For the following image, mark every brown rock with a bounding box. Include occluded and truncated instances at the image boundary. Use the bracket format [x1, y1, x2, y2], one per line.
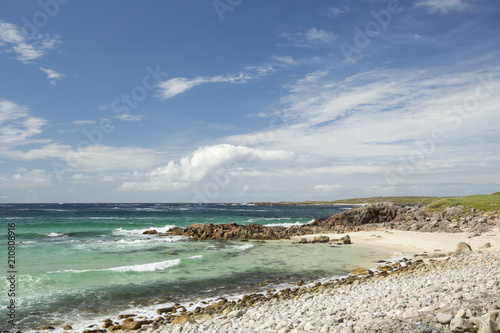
[157, 306, 176, 315]
[62, 325, 72, 330]
[377, 265, 393, 272]
[480, 242, 492, 249]
[350, 267, 373, 276]
[102, 321, 113, 328]
[313, 235, 329, 243]
[171, 315, 195, 325]
[121, 320, 152, 331]
[108, 325, 122, 332]
[143, 229, 158, 235]
[296, 279, 305, 286]
[340, 235, 352, 244]
[118, 314, 136, 319]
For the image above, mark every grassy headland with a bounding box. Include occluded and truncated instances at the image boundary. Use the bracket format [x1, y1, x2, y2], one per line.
[251, 192, 500, 213]
[426, 192, 500, 213]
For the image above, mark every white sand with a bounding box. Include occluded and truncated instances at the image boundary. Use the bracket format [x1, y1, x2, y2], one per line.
[291, 227, 500, 255]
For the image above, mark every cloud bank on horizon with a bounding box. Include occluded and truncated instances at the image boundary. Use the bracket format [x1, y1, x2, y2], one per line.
[0, 0, 499, 202]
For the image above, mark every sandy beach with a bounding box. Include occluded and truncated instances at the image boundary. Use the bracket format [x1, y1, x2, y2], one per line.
[291, 227, 500, 255]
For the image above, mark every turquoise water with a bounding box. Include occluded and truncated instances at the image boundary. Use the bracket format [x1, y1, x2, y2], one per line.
[0, 203, 389, 331]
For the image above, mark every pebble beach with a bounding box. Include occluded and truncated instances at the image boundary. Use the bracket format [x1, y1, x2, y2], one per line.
[96, 228, 500, 333]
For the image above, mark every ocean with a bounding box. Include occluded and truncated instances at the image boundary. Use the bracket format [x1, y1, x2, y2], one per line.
[0, 203, 390, 332]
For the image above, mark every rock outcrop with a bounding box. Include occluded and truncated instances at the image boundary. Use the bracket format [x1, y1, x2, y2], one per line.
[164, 203, 499, 241]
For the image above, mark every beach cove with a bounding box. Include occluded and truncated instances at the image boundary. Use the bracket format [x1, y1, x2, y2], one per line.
[2, 200, 500, 333]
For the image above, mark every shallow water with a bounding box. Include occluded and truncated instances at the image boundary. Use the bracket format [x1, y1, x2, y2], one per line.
[0, 203, 389, 331]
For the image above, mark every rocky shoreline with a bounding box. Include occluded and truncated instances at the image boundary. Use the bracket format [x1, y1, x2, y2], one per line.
[159, 203, 499, 241]
[73, 248, 500, 333]
[31, 203, 500, 333]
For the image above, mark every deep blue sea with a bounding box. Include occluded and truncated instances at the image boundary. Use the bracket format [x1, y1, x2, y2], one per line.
[0, 203, 389, 332]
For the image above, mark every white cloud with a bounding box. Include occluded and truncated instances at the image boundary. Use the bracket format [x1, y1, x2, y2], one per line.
[279, 27, 339, 49]
[418, 0, 468, 13]
[39, 67, 64, 85]
[325, 6, 349, 18]
[223, 65, 500, 185]
[158, 67, 275, 99]
[119, 144, 295, 191]
[0, 20, 61, 63]
[73, 120, 96, 125]
[313, 185, 342, 191]
[2, 169, 52, 188]
[0, 99, 48, 147]
[271, 55, 296, 65]
[114, 113, 144, 122]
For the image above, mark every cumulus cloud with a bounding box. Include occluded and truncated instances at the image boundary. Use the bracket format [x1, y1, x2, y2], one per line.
[0, 20, 61, 63]
[1, 168, 52, 188]
[119, 144, 295, 191]
[39, 67, 64, 85]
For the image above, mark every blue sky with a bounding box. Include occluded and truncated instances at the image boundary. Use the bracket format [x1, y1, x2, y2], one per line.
[1, 0, 499, 203]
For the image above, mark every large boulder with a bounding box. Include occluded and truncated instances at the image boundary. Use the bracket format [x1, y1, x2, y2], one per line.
[312, 235, 329, 243]
[455, 242, 472, 255]
[444, 206, 464, 217]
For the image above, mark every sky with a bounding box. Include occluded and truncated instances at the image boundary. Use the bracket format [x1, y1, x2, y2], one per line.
[0, 0, 499, 203]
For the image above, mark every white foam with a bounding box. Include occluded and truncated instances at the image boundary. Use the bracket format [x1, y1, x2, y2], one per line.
[109, 259, 181, 272]
[43, 232, 66, 238]
[113, 225, 176, 236]
[230, 243, 254, 251]
[55, 258, 181, 274]
[265, 221, 305, 227]
[188, 255, 203, 260]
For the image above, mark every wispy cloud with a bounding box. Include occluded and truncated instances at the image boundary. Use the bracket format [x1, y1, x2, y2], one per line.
[39, 67, 64, 85]
[0, 20, 61, 63]
[223, 65, 500, 185]
[157, 66, 276, 100]
[417, 0, 468, 13]
[114, 113, 144, 122]
[119, 144, 295, 191]
[271, 55, 296, 65]
[279, 27, 339, 49]
[0, 99, 48, 147]
[325, 6, 349, 18]
[72, 120, 96, 126]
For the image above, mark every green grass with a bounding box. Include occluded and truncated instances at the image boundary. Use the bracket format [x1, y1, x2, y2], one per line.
[253, 196, 444, 206]
[426, 192, 500, 213]
[330, 196, 442, 205]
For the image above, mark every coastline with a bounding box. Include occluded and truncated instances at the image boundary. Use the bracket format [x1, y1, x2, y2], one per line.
[19, 201, 500, 333]
[69, 228, 500, 333]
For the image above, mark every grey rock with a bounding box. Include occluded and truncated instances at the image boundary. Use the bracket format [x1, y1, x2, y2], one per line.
[477, 318, 499, 333]
[450, 318, 475, 332]
[437, 312, 453, 324]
